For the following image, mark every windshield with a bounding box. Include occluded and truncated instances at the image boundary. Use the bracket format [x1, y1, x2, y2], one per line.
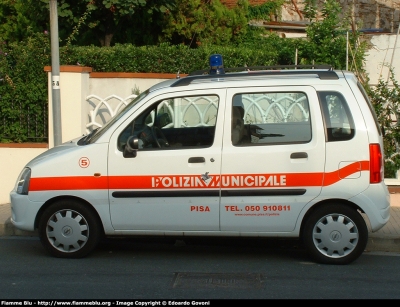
[85, 89, 150, 144]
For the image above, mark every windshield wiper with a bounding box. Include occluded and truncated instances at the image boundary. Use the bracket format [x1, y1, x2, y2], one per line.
[81, 128, 99, 145]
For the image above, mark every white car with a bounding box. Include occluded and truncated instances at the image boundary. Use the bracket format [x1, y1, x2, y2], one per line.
[10, 55, 390, 264]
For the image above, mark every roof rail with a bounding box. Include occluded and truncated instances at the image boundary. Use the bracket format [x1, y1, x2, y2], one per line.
[172, 65, 338, 87]
[189, 64, 334, 76]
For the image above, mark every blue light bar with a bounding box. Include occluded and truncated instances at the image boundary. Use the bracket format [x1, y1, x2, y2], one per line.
[209, 54, 225, 75]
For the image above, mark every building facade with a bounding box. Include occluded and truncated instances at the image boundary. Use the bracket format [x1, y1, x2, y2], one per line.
[222, 0, 400, 33]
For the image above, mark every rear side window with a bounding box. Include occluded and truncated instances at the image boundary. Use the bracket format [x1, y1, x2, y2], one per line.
[232, 92, 311, 146]
[318, 91, 355, 142]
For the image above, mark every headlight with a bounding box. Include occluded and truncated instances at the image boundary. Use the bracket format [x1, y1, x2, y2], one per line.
[15, 168, 31, 195]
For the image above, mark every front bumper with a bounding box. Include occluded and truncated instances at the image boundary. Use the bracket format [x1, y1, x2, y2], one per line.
[10, 191, 44, 231]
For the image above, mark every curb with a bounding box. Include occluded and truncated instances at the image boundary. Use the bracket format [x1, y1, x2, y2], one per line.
[366, 234, 400, 253]
[0, 217, 38, 237]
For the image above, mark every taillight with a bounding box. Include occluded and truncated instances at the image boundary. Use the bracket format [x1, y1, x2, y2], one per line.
[370, 144, 383, 183]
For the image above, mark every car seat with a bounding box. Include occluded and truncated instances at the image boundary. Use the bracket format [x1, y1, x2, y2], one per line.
[232, 106, 245, 145]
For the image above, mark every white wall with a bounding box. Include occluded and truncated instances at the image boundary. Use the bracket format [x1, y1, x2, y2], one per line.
[47, 69, 91, 148]
[364, 33, 400, 86]
[89, 77, 169, 97]
[0, 147, 47, 204]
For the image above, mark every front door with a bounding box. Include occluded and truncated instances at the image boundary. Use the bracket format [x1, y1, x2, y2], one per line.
[220, 86, 326, 232]
[108, 89, 225, 231]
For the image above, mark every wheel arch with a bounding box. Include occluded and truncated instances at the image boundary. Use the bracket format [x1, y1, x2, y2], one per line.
[34, 196, 105, 236]
[299, 198, 367, 238]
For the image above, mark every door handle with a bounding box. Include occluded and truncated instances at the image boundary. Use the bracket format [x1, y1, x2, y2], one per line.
[290, 152, 308, 159]
[188, 157, 205, 163]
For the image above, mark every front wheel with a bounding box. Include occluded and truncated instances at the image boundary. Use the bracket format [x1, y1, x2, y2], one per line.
[38, 200, 102, 258]
[302, 204, 368, 265]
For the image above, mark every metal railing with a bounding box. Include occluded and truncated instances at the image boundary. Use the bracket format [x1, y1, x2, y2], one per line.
[0, 104, 48, 142]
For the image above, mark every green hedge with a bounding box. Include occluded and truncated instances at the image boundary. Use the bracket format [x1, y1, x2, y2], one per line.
[62, 43, 279, 73]
[0, 33, 50, 143]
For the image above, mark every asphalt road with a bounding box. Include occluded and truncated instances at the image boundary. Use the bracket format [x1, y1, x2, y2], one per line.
[1, 236, 400, 300]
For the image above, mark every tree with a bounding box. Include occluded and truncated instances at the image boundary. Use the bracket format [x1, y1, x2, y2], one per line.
[48, 0, 176, 47]
[301, 0, 367, 73]
[63, 0, 174, 47]
[301, 0, 347, 68]
[366, 72, 400, 178]
[0, 0, 174, 47]
[247, 0, 285, 21]
[0, 0, 48, 43]
[0, 0, 18, 42]
[161, 0, 249, 47]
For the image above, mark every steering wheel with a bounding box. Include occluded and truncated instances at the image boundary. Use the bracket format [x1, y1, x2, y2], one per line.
[151, 126, 170, 148]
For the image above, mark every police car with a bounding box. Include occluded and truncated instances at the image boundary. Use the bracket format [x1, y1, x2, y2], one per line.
[10, 55, 390, 264]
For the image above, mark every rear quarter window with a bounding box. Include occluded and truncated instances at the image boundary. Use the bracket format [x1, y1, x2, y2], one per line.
[318, 91, 355, 142]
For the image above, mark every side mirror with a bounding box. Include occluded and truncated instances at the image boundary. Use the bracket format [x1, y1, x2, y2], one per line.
[123, 136, 139, 158]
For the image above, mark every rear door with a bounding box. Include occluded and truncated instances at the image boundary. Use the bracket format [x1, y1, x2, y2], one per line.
[220, 86, 326, 232]
[316, 84, 370, 197]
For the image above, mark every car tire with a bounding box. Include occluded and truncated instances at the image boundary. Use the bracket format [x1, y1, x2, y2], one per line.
[302, 203, 368, 265]
[38, 200, 102, 258]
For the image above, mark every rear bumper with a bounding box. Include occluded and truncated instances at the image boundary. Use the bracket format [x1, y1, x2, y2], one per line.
[349, 183, 390, 232]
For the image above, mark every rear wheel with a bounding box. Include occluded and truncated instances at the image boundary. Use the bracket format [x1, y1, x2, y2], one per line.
[38, 200, 102, 258]
[302, 204, 368, 265]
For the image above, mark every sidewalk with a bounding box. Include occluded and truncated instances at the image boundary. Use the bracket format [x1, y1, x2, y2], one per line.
[1, 194, 399, 253]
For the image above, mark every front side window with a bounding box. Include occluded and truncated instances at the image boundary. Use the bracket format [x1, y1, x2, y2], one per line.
[232, 92, 311, 146]
[118, 95, 219, 151]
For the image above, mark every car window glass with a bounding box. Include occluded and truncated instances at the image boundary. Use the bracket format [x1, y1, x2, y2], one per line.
[118, 95, 219, 151]
[232, 92, 311, 146]
[318, 91, 355, 142]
